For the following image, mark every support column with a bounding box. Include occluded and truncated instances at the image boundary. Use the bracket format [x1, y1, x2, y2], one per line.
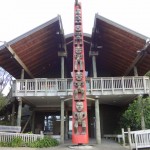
[58, 52, 67, 78]
[95, 99, 101, 144]
[134, 66, 138, 76]
[61, 57, 64, 78]
[89, 51, 98, 77]
[138, 95, 145, 129]
[16, 69, 24, 126]
[31, 110, 35, 133]
[11, 103, 15, 126]
[65, 109, 69, 140]
[60, 99, 64, 144]
[17, 98, 22, 126]
[21, 69, 24, 79]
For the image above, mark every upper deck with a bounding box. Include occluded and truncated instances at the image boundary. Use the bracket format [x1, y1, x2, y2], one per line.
[13, 76, 150, 97]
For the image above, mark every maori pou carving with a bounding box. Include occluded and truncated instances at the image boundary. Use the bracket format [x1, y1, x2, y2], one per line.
[75, 15, 81, 24]
[75, 71, 83, 81]
[72, 0, 88, 143]
[75, 25, 81, 32]
[75, 33, 82, 43]
[74, 101, 86, 134]
[75, 9, 81, 15]
[74, 54, 83, 71]
[74, 81, 84, 100]
[75, 47, 82, 54]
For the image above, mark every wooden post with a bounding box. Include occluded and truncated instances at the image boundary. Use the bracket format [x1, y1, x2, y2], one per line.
[92, 56, 97, 78]
[89, 51, 98, 78]
[60, 99, 64, 144]
[17, 97, 22, 126]
[95, 99, 101, 144]
[21, 69, 24, 79]
[58, 52, 67, 79]
[134, 66, 138, 76]
[65, 109, 69, 140]
[138, 95, 145, 129]
[128, 128, 132, 150]
[122, 128, 125, 147]
[31, 111, 35, 133]
[61, 56, 64, 78]
[11, 103, 15, 126]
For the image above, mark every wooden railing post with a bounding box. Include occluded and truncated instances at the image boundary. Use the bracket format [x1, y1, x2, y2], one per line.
[122, 128, 125, 147]
[128, 128, 132, 150]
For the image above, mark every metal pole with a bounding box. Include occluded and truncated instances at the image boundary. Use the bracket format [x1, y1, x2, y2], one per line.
[95, 99, 101, 144]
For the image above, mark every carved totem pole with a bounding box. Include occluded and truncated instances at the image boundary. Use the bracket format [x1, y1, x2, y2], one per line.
[72, 0, 89, 144]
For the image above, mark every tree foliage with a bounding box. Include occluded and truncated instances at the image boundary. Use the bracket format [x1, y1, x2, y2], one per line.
[0, 67, 12, 93]
[0, 93, 7, 111]
[119, 96, 150, 130]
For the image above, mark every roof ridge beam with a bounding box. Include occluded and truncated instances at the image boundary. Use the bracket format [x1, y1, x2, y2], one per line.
[3, 41, 34, 78]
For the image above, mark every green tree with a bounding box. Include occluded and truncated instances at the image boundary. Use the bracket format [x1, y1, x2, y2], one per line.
[0, 93, 7, 111]
[119, 96, 150, 130]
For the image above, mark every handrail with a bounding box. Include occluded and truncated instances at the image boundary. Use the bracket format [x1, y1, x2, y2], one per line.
[12, 76, 150, 96]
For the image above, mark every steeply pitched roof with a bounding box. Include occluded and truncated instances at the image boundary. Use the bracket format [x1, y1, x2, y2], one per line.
[91, 14, 150, 76]
[0, 15, 65, 79]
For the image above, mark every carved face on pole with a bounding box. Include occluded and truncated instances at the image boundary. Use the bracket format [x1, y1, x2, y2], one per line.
[76, 101, 84, 112]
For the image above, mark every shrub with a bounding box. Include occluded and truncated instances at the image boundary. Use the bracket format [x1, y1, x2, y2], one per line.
[0, 137, 24, 147]
[10, 137, 24, 147]
[0, 136, 59, 148]
[28, 136, 59, 148]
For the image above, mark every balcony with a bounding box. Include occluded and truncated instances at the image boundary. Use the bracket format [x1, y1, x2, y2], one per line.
[12, 76, 150, 97]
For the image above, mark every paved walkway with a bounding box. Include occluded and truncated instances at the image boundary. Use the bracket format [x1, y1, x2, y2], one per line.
[0, 139, 128, 150]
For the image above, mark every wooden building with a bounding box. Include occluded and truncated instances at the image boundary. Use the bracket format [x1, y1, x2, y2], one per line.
[0, 14, 150, 143]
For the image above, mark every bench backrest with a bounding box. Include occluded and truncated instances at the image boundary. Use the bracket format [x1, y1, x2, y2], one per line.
[134, 130, 150, 149]
[0, 125, 21, 133]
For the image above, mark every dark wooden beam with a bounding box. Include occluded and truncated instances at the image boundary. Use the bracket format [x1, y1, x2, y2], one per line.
[124, 41, 150, 76]
[4, 42, 34, 78]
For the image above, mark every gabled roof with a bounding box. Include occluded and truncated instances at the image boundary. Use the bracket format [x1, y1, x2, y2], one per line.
[91, 14, 150, 76]
[0, 15, 65, 79]
[0, 14, 150, 78]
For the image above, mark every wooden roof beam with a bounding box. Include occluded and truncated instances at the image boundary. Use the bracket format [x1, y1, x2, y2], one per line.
[124, 39, 150, 76]
[3, 41, 34, 78]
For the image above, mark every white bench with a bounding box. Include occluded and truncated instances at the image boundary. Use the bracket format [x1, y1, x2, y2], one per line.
[0, 125, 21, 133]
[103, 134, 122, 143]
[122, 128, 150, 150]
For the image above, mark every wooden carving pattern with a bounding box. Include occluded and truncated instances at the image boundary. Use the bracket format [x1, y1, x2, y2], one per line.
[72, 0, 89, 144]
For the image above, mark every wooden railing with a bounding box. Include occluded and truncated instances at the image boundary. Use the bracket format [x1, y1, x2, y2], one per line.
[12, 76, 150, 97]
[0, 132, 44, 143]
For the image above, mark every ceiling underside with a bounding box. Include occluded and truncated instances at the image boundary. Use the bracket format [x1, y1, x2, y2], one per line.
[22, 94, 137, 107]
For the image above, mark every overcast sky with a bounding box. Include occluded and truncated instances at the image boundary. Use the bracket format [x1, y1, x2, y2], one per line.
[0, 0, 150, 45]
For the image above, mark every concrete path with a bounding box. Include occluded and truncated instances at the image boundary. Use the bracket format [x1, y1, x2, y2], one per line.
[0, 139, 128, 150]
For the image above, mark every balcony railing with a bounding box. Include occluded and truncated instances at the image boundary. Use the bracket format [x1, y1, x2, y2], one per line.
[12, 76, 150, 97]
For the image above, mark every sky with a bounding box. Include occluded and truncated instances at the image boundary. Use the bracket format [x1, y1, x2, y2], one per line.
[0, 0, 150, 46]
